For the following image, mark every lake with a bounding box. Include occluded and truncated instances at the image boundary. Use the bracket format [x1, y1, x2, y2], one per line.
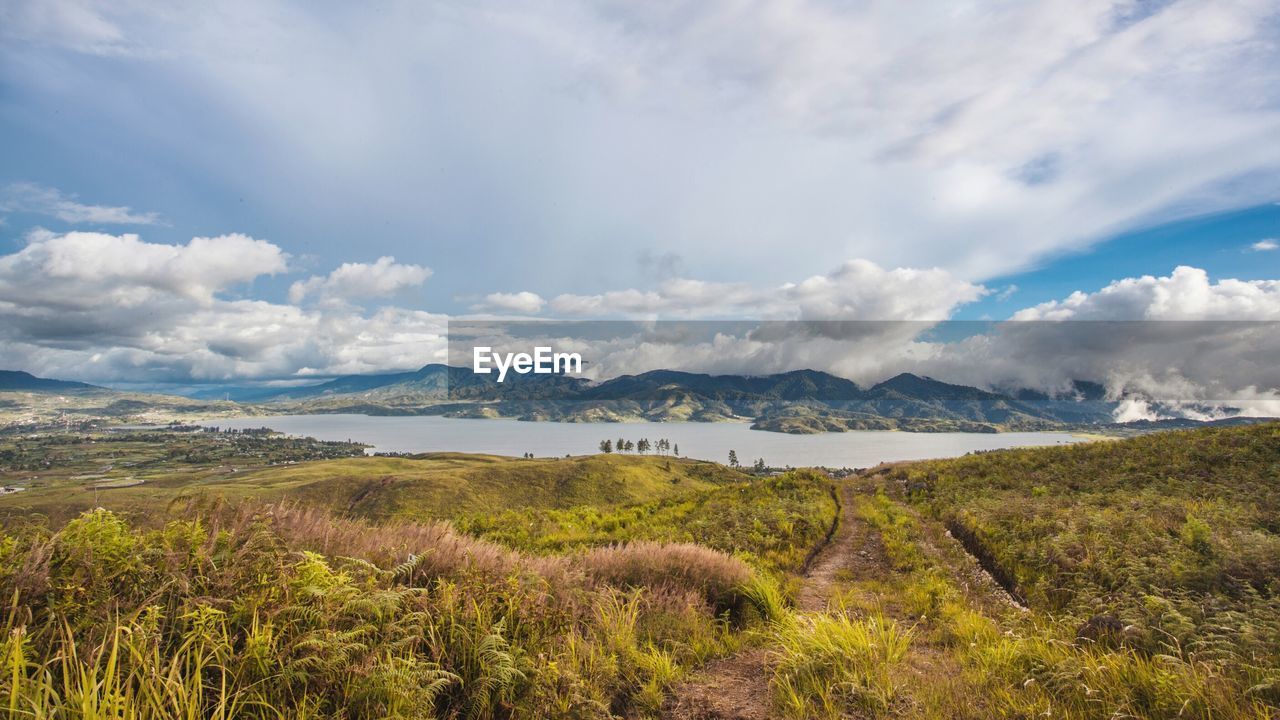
[211, 414, 1087, 468]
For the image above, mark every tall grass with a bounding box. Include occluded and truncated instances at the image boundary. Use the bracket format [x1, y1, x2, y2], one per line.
[0, 463, 844, 719]
[767, 609, 914, 719]
[0, 496, 803, 719]
[852, 476, 1280, 719]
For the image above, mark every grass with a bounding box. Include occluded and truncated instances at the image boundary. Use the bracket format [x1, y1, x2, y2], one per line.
[829, 424, 1280, 718]
[0, 458, 837, 719]
[768, 609, 914, 719]
[5, 422, 1278, 717]
[0, 432, 745, 525]
[233, 452, 744, 521]
[892, 424, 1280, 676]
[458, 470, 838, 576]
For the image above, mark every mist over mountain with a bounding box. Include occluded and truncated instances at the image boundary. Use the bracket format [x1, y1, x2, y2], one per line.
[12, 364, 1274, 434]
[212, 364, 1122, 432]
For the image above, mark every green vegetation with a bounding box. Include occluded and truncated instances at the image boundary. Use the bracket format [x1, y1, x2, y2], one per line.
[0, 389, 246, 429]
[0, 432, 743, 525]
[892, 424, 1280, 672]
[804, 422, 1279, 719]
[0, 427, 836, 720]
[768, 609, 914, 718]
[459, 471, 837, 575]
[2, 422, 1278, 718]
[232, 453, 742, 522]
[0, 430, 365, 524]
[751, 412, 1006, 434]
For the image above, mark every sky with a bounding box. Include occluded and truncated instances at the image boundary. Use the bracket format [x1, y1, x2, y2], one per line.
[1, 0, 1280, 408]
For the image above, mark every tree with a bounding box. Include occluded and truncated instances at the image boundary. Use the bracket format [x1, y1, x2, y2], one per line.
[637, 438, 651, 454]
[728, 449, 739, 468]
[599, 439, 613, 453]
[673, 443, 679, 456]
[624, 440, 635, 452]
[754, 457, 766, 472]
[617, 438, 627, 453]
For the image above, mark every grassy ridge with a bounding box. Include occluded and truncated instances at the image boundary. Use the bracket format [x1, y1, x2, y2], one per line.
[1, 436, 743, 525]
[0, 467, 836, 718]
[826, 489, 1274, 719]
[233, 453, 744, 521]
[459, 471, 839, 576]
[881, 423, 1280, 715]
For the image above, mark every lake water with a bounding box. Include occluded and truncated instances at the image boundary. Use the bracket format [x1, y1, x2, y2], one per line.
[212, 414, 1087, 468]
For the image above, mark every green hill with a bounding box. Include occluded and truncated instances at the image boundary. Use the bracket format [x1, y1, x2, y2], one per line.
[229, 452, 745, 520]
[879, 422, 1280, 713]
[0, 430, 746, 524]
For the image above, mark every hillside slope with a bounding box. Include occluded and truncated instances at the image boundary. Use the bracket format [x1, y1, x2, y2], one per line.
[231, 452, 745, 520]
[257, 365, 1119, 430]
[0, 370, 103, 392]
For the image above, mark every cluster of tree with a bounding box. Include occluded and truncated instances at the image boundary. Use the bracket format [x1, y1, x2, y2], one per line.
[598, 438, 678, 456]
[198, 426, 275, 435]
[726, 451, 769, 473]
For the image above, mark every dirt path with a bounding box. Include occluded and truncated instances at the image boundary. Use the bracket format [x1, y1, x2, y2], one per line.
[662, 483, 866, 720]
[662, 470, 1016, 719]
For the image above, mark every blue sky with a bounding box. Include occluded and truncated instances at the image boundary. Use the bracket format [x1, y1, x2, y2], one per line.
[959, 204, 1280, 319]
[1, 0, 1280, 389]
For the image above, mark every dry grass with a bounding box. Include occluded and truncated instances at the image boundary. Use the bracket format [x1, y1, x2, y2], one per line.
[579, 541, 754, 617]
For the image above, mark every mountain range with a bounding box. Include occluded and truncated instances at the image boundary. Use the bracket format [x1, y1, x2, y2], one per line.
[217, 364, 1124, 433]
[7, 365, 1274, 433]
[0, 370, 103, 393]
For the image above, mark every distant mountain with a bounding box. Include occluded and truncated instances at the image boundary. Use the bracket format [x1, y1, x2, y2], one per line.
[0, 370, 103, 393]
[0, 370, 249, 429]
[15, 364, 1262, 435]
[256, 366, 1121, 432]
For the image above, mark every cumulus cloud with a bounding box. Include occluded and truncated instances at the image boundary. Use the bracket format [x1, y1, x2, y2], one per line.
[1011, 266, 1280, 321]
[545, 260, 987, 320]
[0, 232, 445, 383]
[0, 230, 287, 306]
[465, 265, 1280, 421]
[288, 256, 431, 304]
[1251, 239, 1279, 251]
[898, 267, 1280, 418]
[1, 225, 1276, 421]
[0, 182, 161, 224]
[472, 291, 545, 314]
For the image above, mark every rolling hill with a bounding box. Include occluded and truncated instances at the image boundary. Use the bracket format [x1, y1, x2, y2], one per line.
[0, 370, 103, 392]
[248, 365, 1121, 431]
[0, 370, 247, 428]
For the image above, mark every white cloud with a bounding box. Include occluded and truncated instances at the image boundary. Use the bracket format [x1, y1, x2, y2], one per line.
[0, 0, 134, 55]
[894, 266, 1280, 417]
[0, 182, 161, 224]
[288, 256, 431, 304]
[468, 264, 1280, 422]
[0, 223, 1275, 421]
[0, 230, 287, 306]
[472, 291, 545, 314]
[1011, 266, 1280, 321]
[0, 232, 444, 383]
[546, 259, 986, 320]
[1251, 238, 1279, 251]
[4, 1, 1279, 290]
